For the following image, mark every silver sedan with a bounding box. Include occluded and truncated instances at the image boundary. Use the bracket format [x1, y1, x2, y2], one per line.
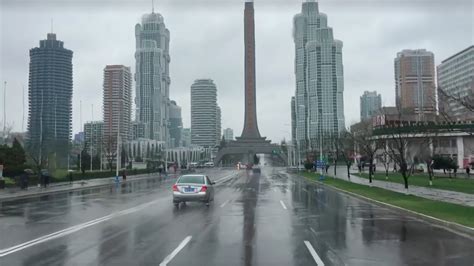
[172, 174, 215, 207]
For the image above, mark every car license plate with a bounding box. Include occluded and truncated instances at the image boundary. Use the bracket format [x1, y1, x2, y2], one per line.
[185, 186, 194, 192]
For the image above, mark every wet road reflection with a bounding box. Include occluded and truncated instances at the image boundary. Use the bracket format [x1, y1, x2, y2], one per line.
[0, 167, 472, 266]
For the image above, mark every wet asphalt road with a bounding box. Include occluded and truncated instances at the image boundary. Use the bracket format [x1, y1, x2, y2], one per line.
[0, 167, 473, 266]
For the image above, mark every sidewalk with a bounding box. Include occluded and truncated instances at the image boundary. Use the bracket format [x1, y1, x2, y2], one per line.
[325, 167, 474, 207]
[0, 172, 177, 201]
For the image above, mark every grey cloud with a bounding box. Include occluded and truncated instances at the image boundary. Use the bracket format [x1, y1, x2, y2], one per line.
[1, 0, 472, 142]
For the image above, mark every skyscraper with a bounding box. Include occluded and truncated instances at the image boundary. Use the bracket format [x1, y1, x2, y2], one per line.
[135, 10, 170, 142]
[437, 46, 474, 121]
[293, 0, 345, 151]
[394, 49, 436, 120]
[103, 65, 132, 150]
[216, 106, 221, 144]
[181, 128, 191, 147]
[84, 121, 104, 157]
[169, 100, 183, 147]
[291, 96, 296, 143]
[27, 33, 73, 166]
[223, 128, 234, 141]
[191, 79, 217, 147]
[360, 91, 382, 121]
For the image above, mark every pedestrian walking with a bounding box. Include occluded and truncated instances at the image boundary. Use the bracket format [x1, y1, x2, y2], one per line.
[20, 170, 29, 190]
[158, 164, 163, 178]
[466, 166, 470, 178]
[122, 170, 127, 181]
[325, 164, 330, 174]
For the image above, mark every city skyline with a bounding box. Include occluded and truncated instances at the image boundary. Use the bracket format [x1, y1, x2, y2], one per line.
[1, 0, 472, 142]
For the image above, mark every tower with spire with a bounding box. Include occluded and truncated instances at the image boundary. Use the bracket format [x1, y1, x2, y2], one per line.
[27, 32, 73, 167]
[292, 0, 345, 152]
[134, 6, 171, 142]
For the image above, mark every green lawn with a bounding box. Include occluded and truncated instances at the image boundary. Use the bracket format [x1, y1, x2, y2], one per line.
[302, 172, 474, 228]
[355, 172, 474, 194]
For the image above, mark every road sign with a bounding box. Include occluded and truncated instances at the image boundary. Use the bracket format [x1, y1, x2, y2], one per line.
[314, 160, 326, 169]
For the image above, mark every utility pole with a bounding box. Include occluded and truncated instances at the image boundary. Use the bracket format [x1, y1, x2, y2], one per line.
[22, 85, 25, 132]
[115, 110, 120, 183]
[79, 100, 82, 171]
[90, 104, 93, 172]
[3, 81, 6, 142]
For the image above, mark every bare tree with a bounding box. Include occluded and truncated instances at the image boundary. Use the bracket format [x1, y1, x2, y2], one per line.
[378, 142, 392, 180]
[103, 136, 117, 171]
[350, 120, 381, 184]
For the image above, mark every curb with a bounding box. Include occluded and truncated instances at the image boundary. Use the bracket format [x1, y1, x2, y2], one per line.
[298, 173, 474, 238]
[0, 174, 171, 202]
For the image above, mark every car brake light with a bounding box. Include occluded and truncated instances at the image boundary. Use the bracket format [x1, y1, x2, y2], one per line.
[172, 184, 178, 191]
[200, 185, 207, 192]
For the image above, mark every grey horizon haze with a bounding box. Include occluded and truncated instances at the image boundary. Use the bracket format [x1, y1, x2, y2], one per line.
[1, 0, 472, 143]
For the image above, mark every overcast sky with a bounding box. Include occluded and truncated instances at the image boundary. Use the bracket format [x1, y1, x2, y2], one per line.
[1, 0, 473, 143]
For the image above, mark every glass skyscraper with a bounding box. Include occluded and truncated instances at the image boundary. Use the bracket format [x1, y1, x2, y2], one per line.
[135, 11, 170, 142]
[27, 33, 73, 167]
[360, 91, 382, 121]
[293, 0, 345, 151]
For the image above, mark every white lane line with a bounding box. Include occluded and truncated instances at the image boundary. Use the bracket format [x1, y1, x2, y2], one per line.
[310, 227, 317, 235]
[220, 199, 230, 208]
[0, 198, 161, 257]
[279, 200, 287, 210]
[159, 235, 192, 266]
[304, 240, 325, 266]
[214, 172, 237, 183]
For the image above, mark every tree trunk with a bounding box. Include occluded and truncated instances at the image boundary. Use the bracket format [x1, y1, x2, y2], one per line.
[347, 164, 350, 179]
[334, 160, 337, 176]
[403, 175, 408, 189]
[368, 159, 373, 184]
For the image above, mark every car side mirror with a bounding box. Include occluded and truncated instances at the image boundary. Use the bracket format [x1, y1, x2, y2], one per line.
[211, 181, 216, 185]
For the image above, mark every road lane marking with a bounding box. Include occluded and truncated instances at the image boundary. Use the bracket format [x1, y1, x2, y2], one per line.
[159, 235, 192, 266]
[0, 198, 162, 257]
[220, 199, 230, 208]
[310, 227, 317, 235]
[279, 200, 287, 210]
[304, 240, 325, 266]
[214, 172, 237, 183]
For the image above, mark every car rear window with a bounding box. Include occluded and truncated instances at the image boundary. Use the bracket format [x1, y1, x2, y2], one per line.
[178, 175, 205, 184]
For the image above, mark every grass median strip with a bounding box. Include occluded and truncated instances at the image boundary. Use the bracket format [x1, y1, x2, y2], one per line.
[302, 172, 474, 228]
[355, 172, 474, 194]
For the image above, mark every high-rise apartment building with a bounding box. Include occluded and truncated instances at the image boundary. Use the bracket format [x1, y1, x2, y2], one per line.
[291, 96, 296, 143]
[437, 46, 474, 121]
[181, 128, 191, 147]
[103, 65, 132, 151]
[169, 100, 183, 147]
[216, 106, 221, 144]
[84, 121, 104, 156]
[27, 33, 73, 166]
[293, 1, 345, 151]
[132, 121, 145, 140]
[394, 49, 436, 120]
[135, 11, 170, 142]
[191, 79, 218, 147]
[360, 91, 382, 121]
[223, 128, 234, 141]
